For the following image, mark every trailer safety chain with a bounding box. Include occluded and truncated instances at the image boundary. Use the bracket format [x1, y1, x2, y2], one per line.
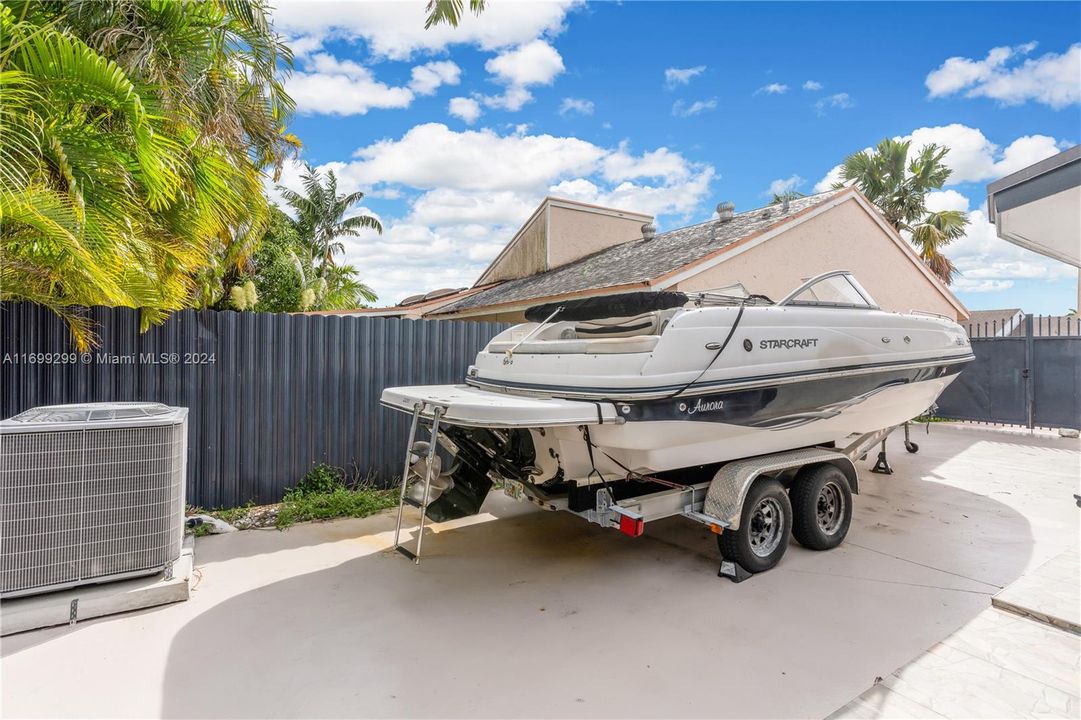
[581, 427, 690, 491]
[581, 425, 619, 503]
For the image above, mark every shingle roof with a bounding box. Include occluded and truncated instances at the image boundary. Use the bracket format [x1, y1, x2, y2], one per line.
[964, 309, 1023, 336]
[436, 189, 847, 315]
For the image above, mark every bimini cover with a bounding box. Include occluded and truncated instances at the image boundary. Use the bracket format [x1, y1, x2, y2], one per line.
[524, 291, 688, 322]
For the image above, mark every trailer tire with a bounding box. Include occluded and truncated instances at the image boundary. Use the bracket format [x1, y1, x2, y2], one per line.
[717, 477, 792, 573]
[790, 464, 852, 550]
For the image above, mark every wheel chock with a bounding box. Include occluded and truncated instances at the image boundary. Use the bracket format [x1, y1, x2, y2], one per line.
[718, 559, 753, 583]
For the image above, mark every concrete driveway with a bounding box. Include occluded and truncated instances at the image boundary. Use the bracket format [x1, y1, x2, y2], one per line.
[2, 424, 1078, 719]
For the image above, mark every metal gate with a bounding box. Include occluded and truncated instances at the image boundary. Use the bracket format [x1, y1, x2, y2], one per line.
[936, 314, 1080, 429]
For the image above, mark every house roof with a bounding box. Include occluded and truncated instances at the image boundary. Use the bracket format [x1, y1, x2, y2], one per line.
[475, 196, 653, 287]
[435, 190, 846, 315]
[964, 308, 1023, 336]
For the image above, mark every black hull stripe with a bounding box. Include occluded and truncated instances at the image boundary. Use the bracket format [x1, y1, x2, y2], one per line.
[468, 353, 974, 398]
[620, 364, 963, 426]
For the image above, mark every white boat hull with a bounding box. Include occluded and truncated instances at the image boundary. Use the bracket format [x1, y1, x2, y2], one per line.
[382, 362, 961, 483]
[379, 275, 973, 520]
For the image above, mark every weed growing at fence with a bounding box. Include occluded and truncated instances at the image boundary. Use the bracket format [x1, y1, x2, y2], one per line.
[295, 463, 347, 495]
[275, 463, 397, 529]
[213, 501, 256, 525]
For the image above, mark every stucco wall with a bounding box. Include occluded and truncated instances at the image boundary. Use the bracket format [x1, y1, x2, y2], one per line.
[479, 212, 547, 284]
[674, 198, 965, 319]
[547, 203, 652, 270]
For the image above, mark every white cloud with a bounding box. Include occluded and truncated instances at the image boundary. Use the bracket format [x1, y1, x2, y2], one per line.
[409, 60, 461, 95]
[549, 169, 715, 218]
[286, 53, 413, 116]
[765, 175, 803, 197]
[343, 123, 604, 192]
[548, 177, 600, 201]
[954, 279, 1014, 293]
[802, 80, 823, 90]
[926, 42, 1080, 108]
[272, 0, 580, 61]
[923, 189, 969, 213]
[448, 96, 482, 124]
[559, 97, 594, 116]
[288, 34, 325, 57]
[672, 98, 718, 117]
[275, 124, 717, 302]
[485, 39, 564, 86]
[601, 143, 690, 183]
[410, 188, 540, 227]
[665, 65, 706, 88]
[480, 85, 534, 112]
[478, 40, 564, 112]
[814, 92, 853, 115]
[902, 125, 1060, 182]
[755, 83, 789, 95]
[813, 163, 847, 193]
[813, 125, 1063, 191]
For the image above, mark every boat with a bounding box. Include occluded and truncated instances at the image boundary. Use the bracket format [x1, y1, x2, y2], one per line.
[380, 271, 973, 524]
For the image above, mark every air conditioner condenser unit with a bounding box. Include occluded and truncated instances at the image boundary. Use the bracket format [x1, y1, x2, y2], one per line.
[0, 402, 188, 598]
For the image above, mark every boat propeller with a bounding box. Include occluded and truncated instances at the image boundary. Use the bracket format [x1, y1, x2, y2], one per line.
[407, 441, 455, 504]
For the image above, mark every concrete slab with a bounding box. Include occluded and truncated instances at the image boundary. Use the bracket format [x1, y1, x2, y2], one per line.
[830, 607, 1080, 719]
[1, 426, 1078, 719]
[0, 539, 194, 637]
[993, 547, 1081, 634]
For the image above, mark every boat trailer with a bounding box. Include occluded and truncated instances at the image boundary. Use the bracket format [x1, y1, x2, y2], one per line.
[391, 401, 917, 581]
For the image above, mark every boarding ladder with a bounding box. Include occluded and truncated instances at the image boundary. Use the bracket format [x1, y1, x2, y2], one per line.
[392, 403, 444, 563]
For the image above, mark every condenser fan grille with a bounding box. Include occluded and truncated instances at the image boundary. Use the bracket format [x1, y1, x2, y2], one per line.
[0, 407, 187, 597]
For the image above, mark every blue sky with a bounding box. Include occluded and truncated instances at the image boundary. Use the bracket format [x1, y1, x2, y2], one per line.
[269, 1, 1081, 313]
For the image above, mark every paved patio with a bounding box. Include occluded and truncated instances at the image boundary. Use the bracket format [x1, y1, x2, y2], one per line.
[2, 424, 1078, 718]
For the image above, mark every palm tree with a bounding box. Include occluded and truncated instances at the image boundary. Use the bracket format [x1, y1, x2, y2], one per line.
[835, 138, 967, 284]
[425, 0, 487, 28]
[0, 5, 192, 348]
[278, 165, 382, 278]
[909, 210, 967, 284]
[0, 1, 296, 347]
[53, 0, 299, 306]
[317, 264, 378, 309]
[769, 190, 806, 206]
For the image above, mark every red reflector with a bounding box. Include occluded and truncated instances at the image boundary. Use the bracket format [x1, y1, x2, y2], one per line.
[619, 514, 644, 537]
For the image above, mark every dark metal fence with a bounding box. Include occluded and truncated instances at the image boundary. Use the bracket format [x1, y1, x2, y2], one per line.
[936, 313, 1081, 429]
[1, 303, 509, 508]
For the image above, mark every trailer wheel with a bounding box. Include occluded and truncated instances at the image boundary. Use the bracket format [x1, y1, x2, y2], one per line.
[717, 477, 792, 573]
[790, 464, 852, 551]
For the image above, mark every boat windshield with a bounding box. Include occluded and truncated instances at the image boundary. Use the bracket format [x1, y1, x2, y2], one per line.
[778, 271, 878, 309]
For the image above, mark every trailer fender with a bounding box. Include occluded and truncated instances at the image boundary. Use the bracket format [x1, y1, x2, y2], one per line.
[815, 458, 859, 495]
[703, 448, 859, 531]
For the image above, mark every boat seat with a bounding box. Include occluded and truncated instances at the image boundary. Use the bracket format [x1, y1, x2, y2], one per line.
[487, 335, 661, 355]
[574, 309, 679, 338]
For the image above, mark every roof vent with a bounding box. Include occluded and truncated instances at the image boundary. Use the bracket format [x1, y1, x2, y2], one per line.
[641, 222, 656, 241]
[716, 201, 735, 222]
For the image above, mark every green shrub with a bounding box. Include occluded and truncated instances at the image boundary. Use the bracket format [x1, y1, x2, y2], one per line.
[276, 485, 396, 529]
[294, 463, 346, 496]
